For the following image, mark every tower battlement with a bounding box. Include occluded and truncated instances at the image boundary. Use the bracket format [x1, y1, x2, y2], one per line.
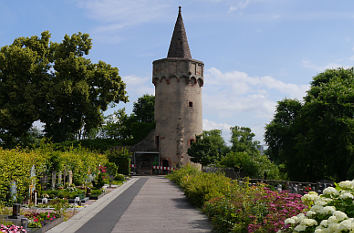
[152, 58, 204, 87]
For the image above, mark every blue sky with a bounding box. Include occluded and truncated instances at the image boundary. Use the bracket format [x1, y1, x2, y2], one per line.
[1, 0, 354, 144]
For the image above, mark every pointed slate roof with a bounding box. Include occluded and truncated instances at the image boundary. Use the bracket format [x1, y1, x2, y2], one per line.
[167, 6, 192, 59]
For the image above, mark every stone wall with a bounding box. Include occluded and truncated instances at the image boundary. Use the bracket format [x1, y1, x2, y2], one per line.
[153, 58, 204, 167]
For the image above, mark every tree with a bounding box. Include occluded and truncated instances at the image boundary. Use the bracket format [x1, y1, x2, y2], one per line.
[0, 31, 128, 145]
[265, 68, 354, 181]
[265, 99, 302, 164]
[219, 126, 281, 179]
[101, 95, 155, 145]
[0, 32, 50, 147]
[230, 126, 260, 155]
[188, 130, 228, 166]
[132, 94, 155, 123]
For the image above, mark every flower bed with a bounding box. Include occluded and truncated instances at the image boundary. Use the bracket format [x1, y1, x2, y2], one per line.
[0, 224, 27, 233]
[168, 165, 307, 233]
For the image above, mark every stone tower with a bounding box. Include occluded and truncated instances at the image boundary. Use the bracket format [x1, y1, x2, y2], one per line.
[152, 7, 204, 167]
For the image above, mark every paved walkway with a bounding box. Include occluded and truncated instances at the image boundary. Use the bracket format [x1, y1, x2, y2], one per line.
[48, 176, 212, 233]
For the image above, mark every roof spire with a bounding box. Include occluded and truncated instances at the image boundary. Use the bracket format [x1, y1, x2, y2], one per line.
[167, 6, 192, 59]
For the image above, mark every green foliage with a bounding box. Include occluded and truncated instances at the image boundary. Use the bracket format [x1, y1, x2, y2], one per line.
[50, 198, 69, 216]
[132, 94, 155, 123]
[114, 174, 125, 181]
[216, 126, 282, 179]
[100, 95, 155, 145]
[219, 151, 281, 179]
[93, 173, 105, 189]
[0, 31, 128, 145]
[230, 126, 260, 155]
[106, 162, 118, 178]
[89, 188, 103, 199]
[188, 130, 228, 166]
[0, 145, 107, 204]
[265, 68, 354, 181]
[53, 138, 119, 153]
[42, 189, 85, 199]
[107, 147, 131, 175]
[168, 165, 231, 207]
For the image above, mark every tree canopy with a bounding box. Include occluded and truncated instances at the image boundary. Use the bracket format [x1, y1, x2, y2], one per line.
[188, 129, 228, 166]
[0, 31, 127, 146]
[265, 68, 354, 181]
[101, 95, 155, 145]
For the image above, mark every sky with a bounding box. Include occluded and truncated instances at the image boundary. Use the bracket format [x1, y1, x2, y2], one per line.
[1, 0, 354, 144]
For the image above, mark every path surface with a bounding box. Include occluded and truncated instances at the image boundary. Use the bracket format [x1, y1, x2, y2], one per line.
[48, 176, 212, 233]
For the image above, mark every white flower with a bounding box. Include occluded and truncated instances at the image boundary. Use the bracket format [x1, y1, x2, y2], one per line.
[311, 204, 324, 214]
[323, 187, 339, 196]
[328, 222, 340, 232]
[306, 210, 316, 218]
[339, 191, 354, 199]
[338, 219, 353, 231]
[328, 216, 338, 224]
[285, 218, 296, 225]
[297, 213, 306, 221]
[333, 211, 348, 221]
[338, 180, 354, 190]
[319, 220, 328, 227]
[315, 197, 332, 206]
[320, 206, 336, 215]
[302, 192, 319, 203]
[294, 224, 307, 232]
[302, 218, 318, 226]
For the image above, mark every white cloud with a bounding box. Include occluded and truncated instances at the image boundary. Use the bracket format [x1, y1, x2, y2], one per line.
[123, 75, 154, 98]
[229, 0, 251, 12]
[302, 59, 351, 72]
[76, 0, 171, 43]
[203, 119, 232, 144]
[203, 119, 232, 131]
[77, 0, 169, 27]
[203, 67, 309, 143]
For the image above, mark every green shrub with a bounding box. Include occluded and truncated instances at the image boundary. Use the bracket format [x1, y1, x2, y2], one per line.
[93, 173, 105, 189]
[106, 147, 131, 175]
[167, 164, 199, 185]
[219, 151, 281, 179]
[114, 174, 125, 181]
[90, 189, 103, 198]
[168, 165, 231, 208]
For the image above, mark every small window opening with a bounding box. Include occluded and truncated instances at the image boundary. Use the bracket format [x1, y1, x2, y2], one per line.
[189, 101, 193, 107]
[189, 139, 195, 145]
[155, 136, 160, 149]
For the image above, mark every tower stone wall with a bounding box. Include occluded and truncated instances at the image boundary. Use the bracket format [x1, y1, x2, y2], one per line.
[153, 58, 203, 166]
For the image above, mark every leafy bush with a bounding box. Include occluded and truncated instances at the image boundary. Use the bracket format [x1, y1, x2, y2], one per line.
[90, 189, 103, 199]
[280, 180, 354, 232]
[93, 173, 105, 189]
[219, 151, 281, 179]
[167, 164, 199, 185]
[53, 138, 119, 153]
[114, 174, 125, 182]
[107, 147, 131, 175]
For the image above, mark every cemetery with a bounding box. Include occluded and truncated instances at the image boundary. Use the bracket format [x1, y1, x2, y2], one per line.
[0, 145, 129, 232]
